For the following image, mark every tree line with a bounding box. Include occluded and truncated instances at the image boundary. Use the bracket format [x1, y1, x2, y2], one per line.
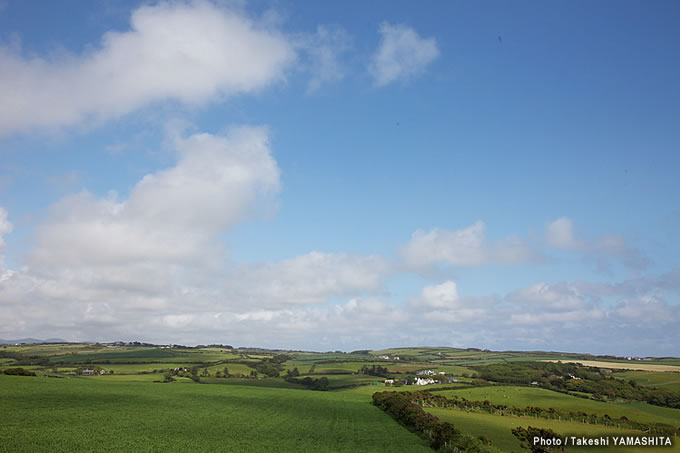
[372, 391, 499, 452]
[409, 391, 679, 437]
[474, 362, 680, 409]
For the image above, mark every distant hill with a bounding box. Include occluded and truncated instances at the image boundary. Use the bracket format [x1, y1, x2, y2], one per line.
[0, 338, 66, 344]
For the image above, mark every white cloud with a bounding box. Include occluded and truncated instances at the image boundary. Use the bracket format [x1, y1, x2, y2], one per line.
[545, 217, 649, 272]
[299, 25, 351, 93]
[545, 217, 584, 250]
[224, 252, 391, 306]
[401, 221, 538, 269]
[29, 125, 279, 270]
[0, 1, 296, 136]
[507, 282, 587, 312]
[369, 22, 439, 86]
[614, 294, 679, 324]
[412, 280, 459, 309]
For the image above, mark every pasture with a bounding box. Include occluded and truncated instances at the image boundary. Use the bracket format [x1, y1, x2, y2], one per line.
[615, 370, 680, 393]
[0, 375, 431, 452]
[426, 408, 678, 453]
[431, 385, 680, 427]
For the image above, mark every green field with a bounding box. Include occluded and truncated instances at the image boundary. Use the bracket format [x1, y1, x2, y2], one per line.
[427, 408, 679, 453]
[614, 370, 680, 393]
[431, 385, 680, 427]
[0, 375, 431, 452]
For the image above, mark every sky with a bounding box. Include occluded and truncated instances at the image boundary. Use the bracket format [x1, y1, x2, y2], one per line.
[0, 0, 679, 355]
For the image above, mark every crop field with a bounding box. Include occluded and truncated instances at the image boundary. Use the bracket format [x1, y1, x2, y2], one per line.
[431, 385, 680, 427]
[541, 359, 680, 372]
[0, 375, 431, 452]
[426, 408, 678, 453]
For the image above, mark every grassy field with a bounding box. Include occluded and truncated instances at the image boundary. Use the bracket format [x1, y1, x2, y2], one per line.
[614, 370, 680, 393]
[0, 375, 431, 452]
[427, 408, 679, 453]
[431, 385, 680, 427]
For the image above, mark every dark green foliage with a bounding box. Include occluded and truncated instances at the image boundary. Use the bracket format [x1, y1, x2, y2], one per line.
[359, 364, 389, 377]
[162, 372, 175, 382]
[3, 368, 36, 376]
[410, 390, 680, 437]
[285, 375, 330, 391]
[511, 426, 561, 453]
[372, 391, 497, 452]
[475, 361, 680, 409]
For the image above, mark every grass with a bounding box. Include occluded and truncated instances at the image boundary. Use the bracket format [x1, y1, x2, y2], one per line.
[614, 370, 680, 393]
[426, 408, 678, 453]
[0, 375, 431, 452]
[431, 385, 680, 427]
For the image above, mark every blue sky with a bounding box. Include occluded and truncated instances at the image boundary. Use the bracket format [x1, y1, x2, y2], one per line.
[0, 0, 678, 355]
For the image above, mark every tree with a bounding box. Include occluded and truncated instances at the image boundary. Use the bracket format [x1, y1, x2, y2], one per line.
[511, 426, 563, 453]
[223, 367, 229, 377]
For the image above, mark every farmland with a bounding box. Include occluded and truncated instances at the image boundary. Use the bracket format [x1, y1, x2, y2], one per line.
[1, 343, 679, 452]
[0, 375, 431, 452]
[426, 408, 676, 453]
[431, 385, 680, 426]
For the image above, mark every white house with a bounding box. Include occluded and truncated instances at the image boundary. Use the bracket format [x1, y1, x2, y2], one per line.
[377, 355, 390, 360]
[414, 377, 436, 386]
[384, 379, 394, 385]
[82, 369, 95, 376]
[416, 370, 435, 376]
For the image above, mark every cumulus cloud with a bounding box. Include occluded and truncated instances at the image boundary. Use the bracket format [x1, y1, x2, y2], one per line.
[545, 217, 584, 250]
[29, 125, 278, 271]
[224, 252, 391, 306]
[369, 22, 439, 86]
[401, 221, 539, 269]
[0, 1, 296, 136]
[506, 281, 605, 326]
[613, 294, 679, 325]
[545, 217, 649, 272]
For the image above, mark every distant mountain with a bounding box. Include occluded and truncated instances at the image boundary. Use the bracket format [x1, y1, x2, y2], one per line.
[0, 338, 67, 344]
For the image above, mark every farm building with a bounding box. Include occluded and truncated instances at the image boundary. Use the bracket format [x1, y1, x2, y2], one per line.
[82, 369, 95, 376]
[416, 370, 435, 376]
[414, 377, 436, 386]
